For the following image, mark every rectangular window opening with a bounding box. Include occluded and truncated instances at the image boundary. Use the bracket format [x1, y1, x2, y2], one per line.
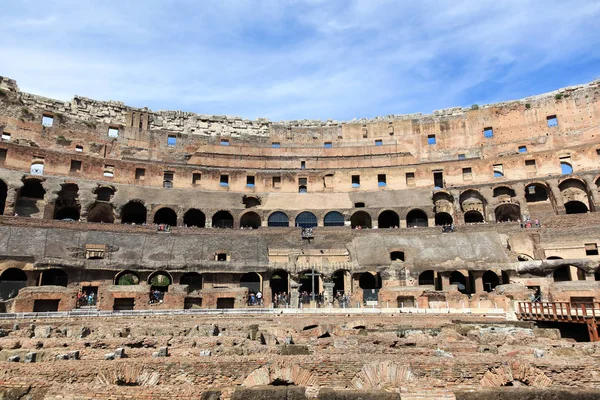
[518, 146, 527, 153]
[271, 142, 281, 148]
[75, 145, 83, 152]
[135, 168, 146, 180]
[272, 176, 281, 188]
[585, 243, 599, 256]
[378, 174, 387, 187]
[103, 165, 115, 178]
[246, 175, 255, 187]
[525, 159, 536, 168]
[300, 161, 306, 170]
[0, 148, 6, 163]
[1, 132, 10, 141]
[70, 160, 82, 172]
[351, 175, 360, 188]
[483, 127, 493, 138]
[42, 115, 54, 127]
[298, 177, 307, 193]
[324, 142, 332, 148]
[462, 167, 472, 181]
[220, 175, 229, 187]
[427, 134, 436, 145]
[493, 164, 504, 178]
[406, 172, 415, 187]
[458, 153, 466, 160]
[163, 171, 174, 188]
[433, 171, 444, 189]
[167, 135, 177, 147]
[375, 139, 383, 146]
[220, 139, 230, 146]
[108, 127, 119, 138]
[192, 173, 201, 184]
[547, 115, 558, 127]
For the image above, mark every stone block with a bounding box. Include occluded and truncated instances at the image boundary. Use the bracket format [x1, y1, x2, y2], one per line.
[68, 350, 80, 360]
[104, 353, 115, 360]
[200, 350, 211, 357]
[24, 352, 37, 363]
[114, 347, 126, 359]
[152, 346, 169, 358]
[280, 344, 310, 356]
[8, 355, 20, 362]
[56, 354, 68, 360]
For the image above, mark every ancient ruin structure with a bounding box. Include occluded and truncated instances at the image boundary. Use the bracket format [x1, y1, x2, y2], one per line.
[1, 76, 600, 398]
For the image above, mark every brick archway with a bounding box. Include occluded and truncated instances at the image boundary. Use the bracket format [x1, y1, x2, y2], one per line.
[351, 361, 414, 390]
[480, 361, 552, 387]
[243, 362, 318, 388]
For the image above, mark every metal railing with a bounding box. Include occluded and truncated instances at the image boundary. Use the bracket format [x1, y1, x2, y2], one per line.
[517, 302, 600, 321]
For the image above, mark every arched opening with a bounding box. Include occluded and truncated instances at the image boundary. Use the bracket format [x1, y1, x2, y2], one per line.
[212, 210, 234, 228]
[464, 210, 484, 223]
[115, 271, 140, 285]
[153, 207, 177, 226]
[121, 202, 147, 225]
[40, 268, 68, 287]
[270, 270, 289, 298]
[495, 204, 520, 222]
[268, 211, 289, 227]
[53, 183, 81, 221]
[525, 184, 549, 203]
[435, 212, 453, 226]
[359, 272, 381, 289]
[378, 210, 400, 228]
[87, 202, 114, 223]
[332, 270, 349, 295]
[351, 211, 372, 229]
[95, 186, 115, 202]
[0, 268, 28, 300]
[148, 271, 172, 293]
[564, 201, 588, 214]
[299, 270, 321, 294]
[15, 179, 46, 217]
[242, 195, 261, 208]
[493, 186, 516, 198]
[183, 209, 205, 228]
[180, 272, 202, 291]
[560, 161, 573, 175]
[324, 211, 345, 227]
[240, 212, 261, 229]
[240, 272, 261, 294]
[406, 209, 428, 227]
[449, 271, 467, 294]
[418, 270, 439, 289]
[553, 265, 586, 282]
[0, 180, 7, 215]
[502, 270, 510, 285]
[295, 211, 317, 228]
[482, 271, 500, 292]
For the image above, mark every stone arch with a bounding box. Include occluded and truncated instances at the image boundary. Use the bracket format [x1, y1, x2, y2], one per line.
[115, 270, 140, 285]
[0, 179, 7, 215]
[94, 186, 115, 202]
[240, 211, 261, 229]
[359, 272, 381, 289]
[270, 270, 289, 294]
[0, 268, 28, 299]
[480, 361, 552, 387]
[449, 271, 467, 293]
[268, 211, 289, 227]
[212, 210, 234, 228]
[406, 209, 428, 227]
[351, 361, 414, 390]
[378, 210, 400, 228]
[148, 271, 172, 291]
[295, 211, 317, 228]
[298, 269, 321, 294]
[464, 210, 484, 223]
[15, 178, 46, 217]
[153, 207, 177, 225]
[553, 265, 586, 282]
[96, 363, 160, 387]
[435, 212, 453, 226]
[525, 183, 551, 203]
[495, 203, 521, 222]
[460, 189, 486, 220]
[183, 209, 205, 228]
[243, 363, 318, 388]
[493, 185, 516, 198]
[240, 272, 262, 293]
[39, 268, 68, 287]
[87, 202, 115, 223]
[121, 201, 147, 225]
[323, 211, 345, 227]
[433, 191, 455, 220]
[482, 271, 500, 292]
[559, 178, 592, 212]
[332, 269, 350, 295]
[351, 211, 372, 229]
[53, 183, 81, 220]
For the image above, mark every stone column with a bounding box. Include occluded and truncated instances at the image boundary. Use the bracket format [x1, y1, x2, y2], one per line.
[472, 271, 485, 293]
[289, 282, 300, 308]
[547, 180, 565, 214]
[323, 282, 335, 306]
[582, 175, 599, 211]
[513, 182, 530, 219]
[439, 273, 450, 290]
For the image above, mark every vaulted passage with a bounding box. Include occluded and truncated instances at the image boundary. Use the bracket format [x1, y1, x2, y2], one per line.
[240, 212, 261, 229]
[435, 212, 453, 226]
[183, 209, 205, 228]
[180, 272, 202, 290]
[525, 184, 549, 203]
[495, 204, 520, 222]
[40, 269, 68, 287]
[0, 268, 27, 300]
[406, 209, 428, 227]
[87, 202, 114, 223]
[564, 200, 588, 214]
[270, 270, 289, 295]
[240, 272, 261, 294]
[332, 270, 349, 295]
[351, 211, 372, 229]
[121, 202, 147, 225]
[378, 210, 399, 228]
[153, 207, 177, 225]
[53, 184, 81, 220]
[15, 179, 46, 217]
[212, 211, 234, 228]
[464, 210, 484, 223]
[482, 271, 500, 292]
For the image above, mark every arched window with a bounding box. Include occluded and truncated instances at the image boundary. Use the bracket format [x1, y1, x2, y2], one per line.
[268, 212, 289, 227]
[240, 272, 261, 293]
[148, 271, 172, 292]
[15, 179, 46, 217]
[87, 202, 114, 223]
[0, 268, 28, 300]
[418, 270, 435, 286]
[406, 209, 428, 227]
[183, 209, 205, 227]
[351, 211, 372, 229]
[464, 210, 484, 223]
[564, 201, 588, 214]
[324, 211, 345, 227]
[153, 207, 177, 225]
[560, 161, 573, 175]
[115, 271, 140, 285]
[482, 271, 500, 292]
[121, 202, 147, 225]
[359, 272, 381, 289]
[240, 212, 261, 229]
[525, 184, 549, 203]
[295, 212, 317, 228]
[180, 272, 202, 291]
[40, 269, 68, 287]
[378, 210, 399, 228]
[435, 212, 453, 226]
[53, 184, 80, 221]
[495, 204, 521, 222]
[212, 211, 234, 228]
[449, 271, 467, 293]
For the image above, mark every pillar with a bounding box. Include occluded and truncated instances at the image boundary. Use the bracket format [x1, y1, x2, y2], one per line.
[323, 282, 335, 306]
[547, 180, 565, 214]
[472, 271, 485, 293]
[290, 282, 300, 309]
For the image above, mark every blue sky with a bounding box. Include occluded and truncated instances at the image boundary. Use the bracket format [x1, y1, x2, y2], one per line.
[1, 0, 599, 121]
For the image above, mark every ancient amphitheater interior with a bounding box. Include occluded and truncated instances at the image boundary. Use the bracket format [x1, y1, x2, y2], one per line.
[0, 75, 599, 399]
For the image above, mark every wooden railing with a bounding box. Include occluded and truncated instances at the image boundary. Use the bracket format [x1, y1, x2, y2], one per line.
[517, 301, 600, 322]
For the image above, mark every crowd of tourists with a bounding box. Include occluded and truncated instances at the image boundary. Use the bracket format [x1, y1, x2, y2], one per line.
[273, 292, 290, 307]
[518, 218, 541, 228]
[334, 292, 350, 308]
[247, 291, 263, 306]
